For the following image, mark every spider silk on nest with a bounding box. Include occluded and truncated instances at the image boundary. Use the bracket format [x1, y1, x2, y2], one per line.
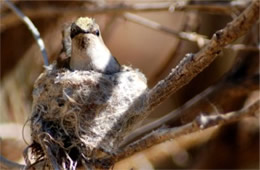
[25, 63, 148, 169]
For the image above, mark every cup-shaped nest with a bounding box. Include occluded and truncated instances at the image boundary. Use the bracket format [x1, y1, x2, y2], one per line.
[24, 64, 147, 169]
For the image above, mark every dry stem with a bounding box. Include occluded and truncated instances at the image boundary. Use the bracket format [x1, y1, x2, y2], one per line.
[123, 12, 208, 47]
[123, 12, 259, 50]
[169, 0, 249, 16]
[116, 0, 259, 159]
[0, 154, 25, 169]
[115, 99, 259, 161]
[1, 0, 258, 169]
[146, 0, 259, 113]
[1, 0, 250, 31]
[120, 77, 258, 147]
[4, 0, 49, 66]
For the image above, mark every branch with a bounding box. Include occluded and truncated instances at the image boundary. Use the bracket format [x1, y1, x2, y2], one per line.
[120, 76, 258, 147]
[117, 0, 259, 144]
[115, 99, 259, 161]
[0, 154, 25, 169]
[1, 0, 250, 31]
[122, 42, 259, 147]
[169, 0, 249, 16]
[146, 0, 259, 113]
[1, 2, 171, 31]
[123, 12, 208, 47]
[4, 0, 49, 66]
[226, 44, 260, 52]
[123, 12, 260, 51]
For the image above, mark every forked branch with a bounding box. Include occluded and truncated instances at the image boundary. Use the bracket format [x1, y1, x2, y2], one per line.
[146, 0, 259, 113]
[119, 0, 259, 149]
[115, 99, 259, 161]
[123, 12, 260, 51]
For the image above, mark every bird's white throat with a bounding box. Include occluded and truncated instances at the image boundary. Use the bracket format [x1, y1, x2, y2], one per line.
[70, 34, 120, 74]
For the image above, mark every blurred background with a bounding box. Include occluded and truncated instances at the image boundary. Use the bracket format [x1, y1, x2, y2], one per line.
[0, 0, 259, 169]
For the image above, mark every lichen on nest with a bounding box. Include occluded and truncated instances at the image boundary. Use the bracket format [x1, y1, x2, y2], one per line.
[24, 64, 147, 169]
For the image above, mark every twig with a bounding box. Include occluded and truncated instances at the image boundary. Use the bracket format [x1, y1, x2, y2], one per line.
[146, 0, 259, 113]
[4, 2, 171, 15]
[226, 44, 260, 52]
[122, 42, 260, 146]
[123, 12, 208, 47]
[3, 1, 255, 52]
[169, 0, 249, 16]
[115, 99, 259, 161]
[4, 0, 49, 66]
[119, 78, 258, 147]
[1, 0, 250, 32]
[0, 154, 25, 169]
[117, 0, 259, 143]
[123, 12, 260, 51]
[1, 2, 171, 31]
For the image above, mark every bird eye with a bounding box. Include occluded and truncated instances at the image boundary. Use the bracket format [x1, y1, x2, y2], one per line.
[95, 30, 100, 36]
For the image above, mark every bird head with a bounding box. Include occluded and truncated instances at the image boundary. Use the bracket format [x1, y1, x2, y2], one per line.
[69, 17, 120, 73]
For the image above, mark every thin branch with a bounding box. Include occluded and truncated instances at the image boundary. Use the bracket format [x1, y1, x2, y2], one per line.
[122, 44, 259, 147]
[120, 76, 258, 147]
[1, 2, 171, 31]
[123, 12, 208, 46]
[3, 1, 255, 52]
[226, 44, 260, 52]
[115, 99, 259, 161]
[0, 154, 25, 169]
[117, 0, 259, 144]
[123, 12, 260, 51]
[1, 0, 250, 32]
[146, 0, 259, 113]
[169, 0, 249, 16]
[4, 0, 49, 66]
[2, 2, 171, 16]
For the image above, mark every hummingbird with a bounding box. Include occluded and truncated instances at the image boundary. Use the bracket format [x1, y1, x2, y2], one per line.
[69, 17, 121, 74]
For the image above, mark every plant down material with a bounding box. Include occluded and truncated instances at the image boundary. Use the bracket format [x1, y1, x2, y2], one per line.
[25, 64, 147, 169]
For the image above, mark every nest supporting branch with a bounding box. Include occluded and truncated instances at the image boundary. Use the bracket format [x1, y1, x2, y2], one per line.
[117, 0, 259, 155]
[114, 99, 260, 161]
[1, 1, 259, 169]
[146, 0, 259, 114]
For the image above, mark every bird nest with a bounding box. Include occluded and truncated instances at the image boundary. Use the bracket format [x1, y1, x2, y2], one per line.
[24, 64, 147, 169]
